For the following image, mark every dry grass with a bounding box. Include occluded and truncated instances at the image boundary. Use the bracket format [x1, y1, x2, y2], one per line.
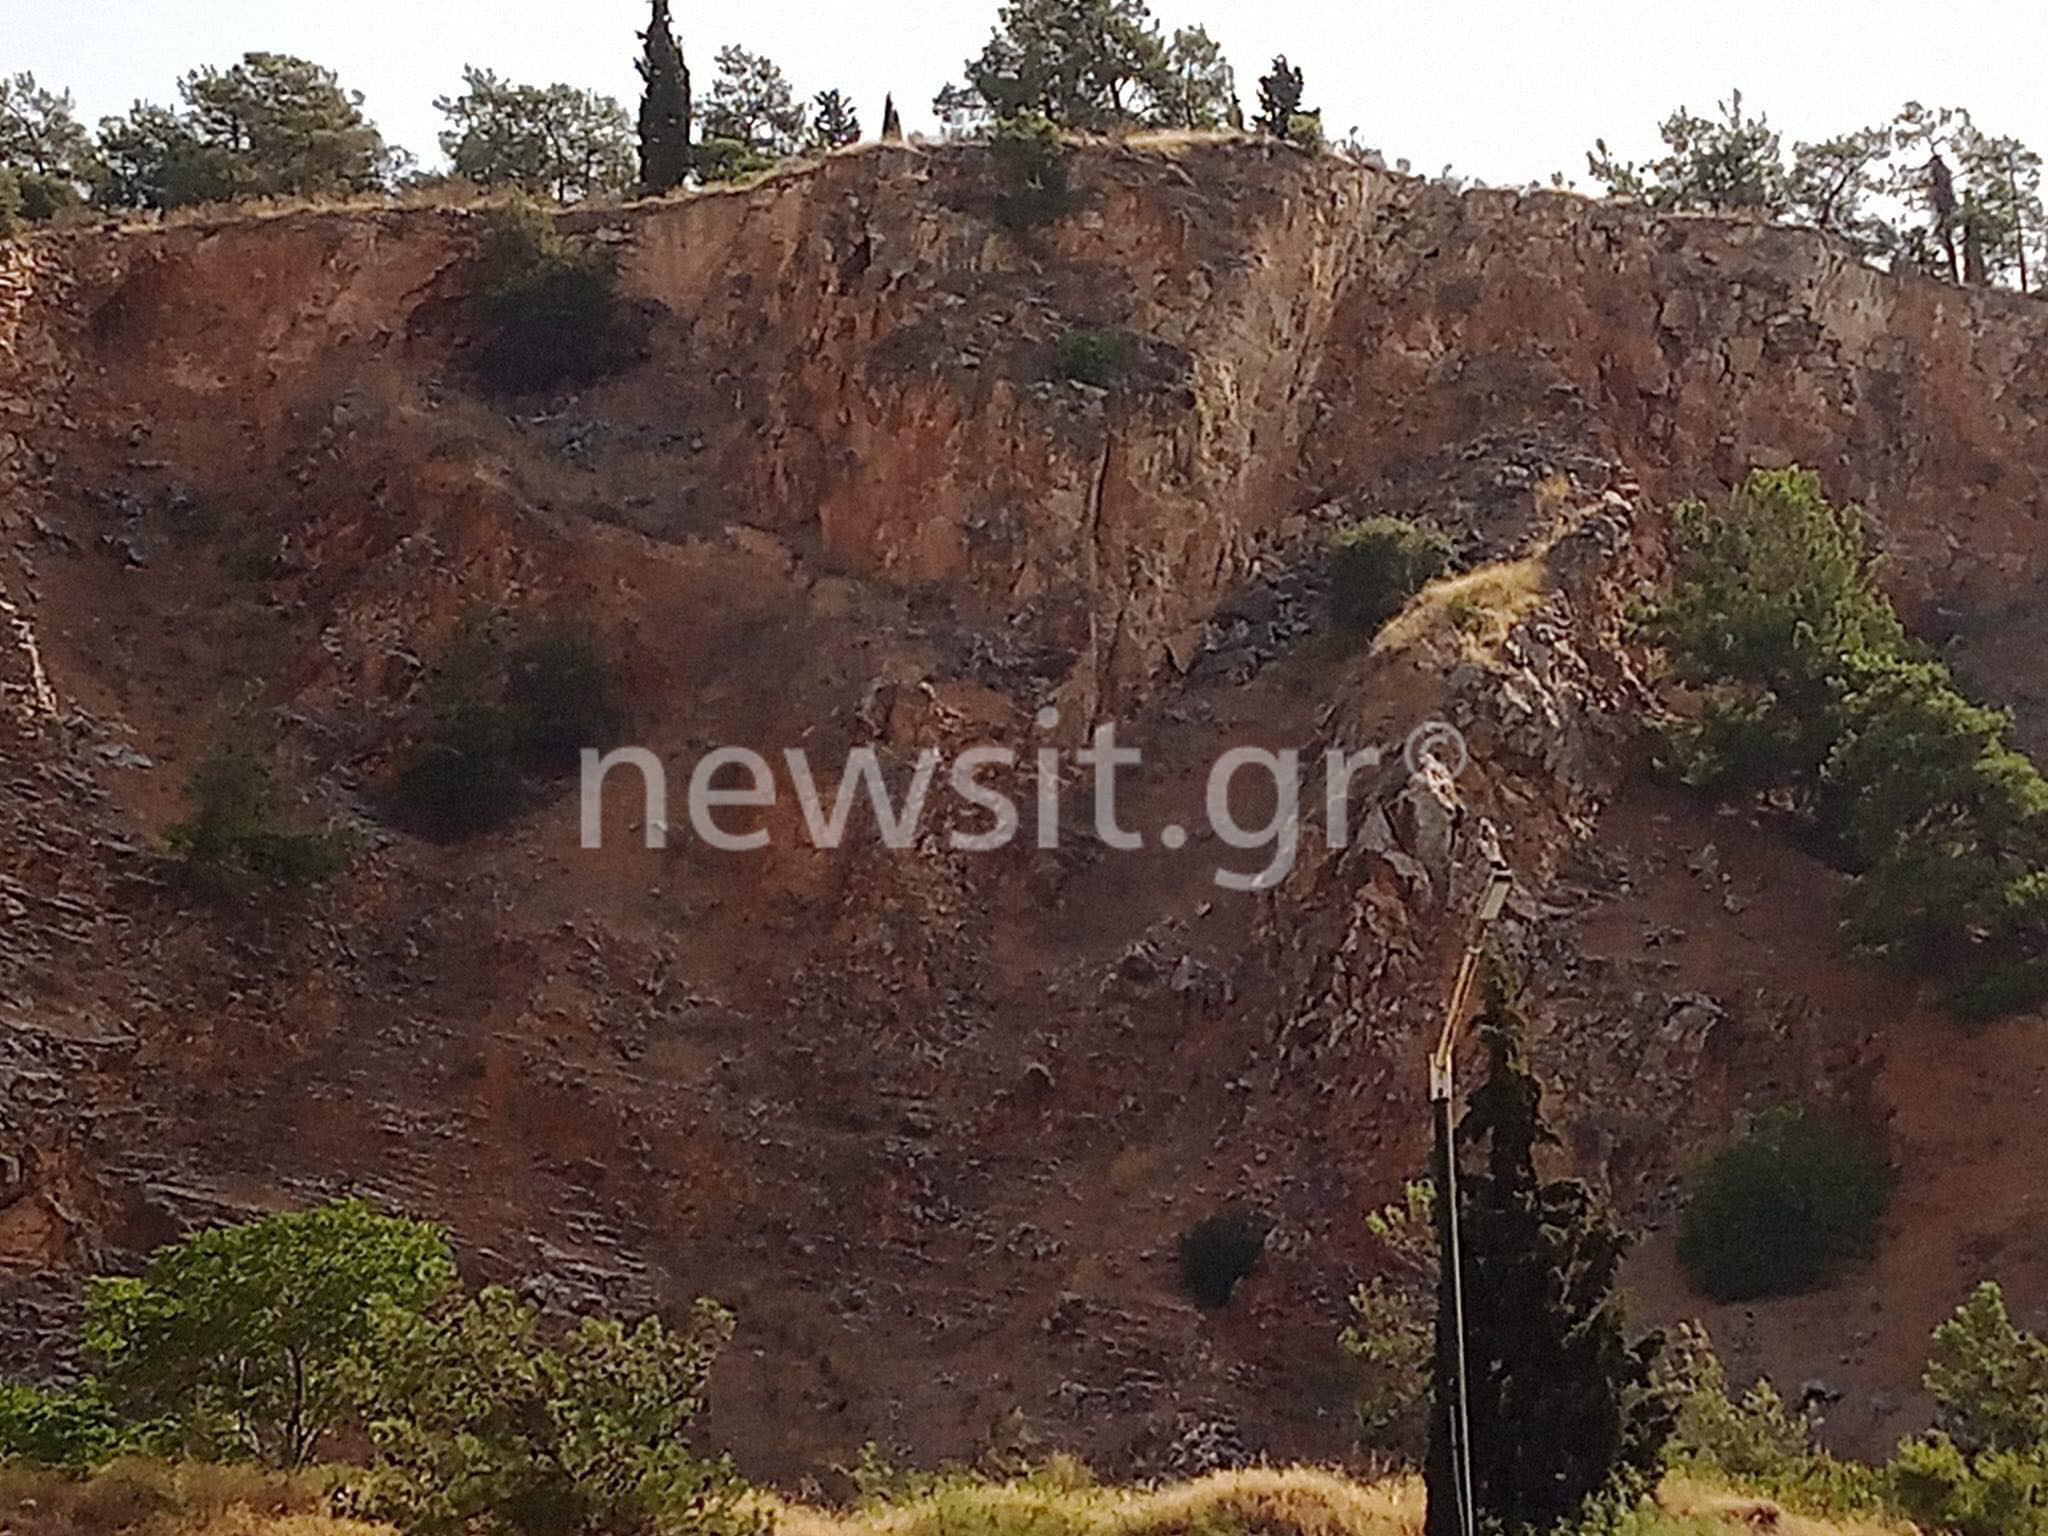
[0, 1461, 385, 1536]
[1656, 1477, 1909, 1536]
[1373, 553, 1551, 660]
[0, 1462, 1908, 1536]
[762, 1464, 1424, 1536]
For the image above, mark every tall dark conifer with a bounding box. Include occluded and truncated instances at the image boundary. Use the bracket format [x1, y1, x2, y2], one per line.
[1424, 1011, 1673, 1536]
[637, 0, 692, 193]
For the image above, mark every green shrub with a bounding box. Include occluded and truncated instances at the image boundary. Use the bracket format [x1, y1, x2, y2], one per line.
[1924, 1282, 2048, 1456]
[693, 138, 777, 184]
[1327, 516, 1454, 635]
[0, 170, 20, 240]
[165, 703, 352, 894]
[0, 1381, 168, 1469]
[1337, 1182, 1435, 1455]
[83, 1200, 456, 1467]
[1054, 328, 1129, 387]
[346, 1288, 757, 1536]
[470, 202, 637, 396]
[14, 171, 82, 223]
[1177, 1204, 1269, 1309]
[989, 113, 1070, 230]
[1648, 468, 2048, 1016]
[1660, 1322, 1817, 1481]
[391, 611, 624, 841]
[1676, 1107, 1890, 1302]
[1890, 1434, 2048, 1536]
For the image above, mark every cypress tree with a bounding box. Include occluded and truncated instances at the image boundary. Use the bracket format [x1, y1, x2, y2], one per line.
[880, 94, 904, 143]
[1425, 1011, 1673, 1536]
[637, 0, 692, 193]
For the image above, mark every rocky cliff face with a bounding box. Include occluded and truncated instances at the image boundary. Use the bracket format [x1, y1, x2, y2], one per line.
[2, 138, 2047, 1475]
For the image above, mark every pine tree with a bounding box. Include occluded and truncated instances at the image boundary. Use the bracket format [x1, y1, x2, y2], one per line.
[881, 95, 904, 142]
[810, 90, 860, 150]
[636, 0, 692, 194]
[1254, 56, 1305, 139]
[1425, 1011, 1672, 1536]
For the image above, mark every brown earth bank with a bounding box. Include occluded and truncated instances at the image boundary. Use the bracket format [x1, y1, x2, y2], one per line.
[1, 136, 2045, 1481]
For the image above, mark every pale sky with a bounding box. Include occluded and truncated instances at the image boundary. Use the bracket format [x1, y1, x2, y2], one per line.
[5, 0, 2046, 189]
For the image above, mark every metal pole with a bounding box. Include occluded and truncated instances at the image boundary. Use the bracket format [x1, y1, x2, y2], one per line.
[1433, 1065, 1477, 1536]
[1428, 860, 1510, 1536]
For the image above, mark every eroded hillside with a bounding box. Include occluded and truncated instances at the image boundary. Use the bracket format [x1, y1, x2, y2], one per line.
[3, 137, 2047, 1477]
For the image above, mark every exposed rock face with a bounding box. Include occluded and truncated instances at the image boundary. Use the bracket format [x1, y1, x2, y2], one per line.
[1, 140, 2045, 1473]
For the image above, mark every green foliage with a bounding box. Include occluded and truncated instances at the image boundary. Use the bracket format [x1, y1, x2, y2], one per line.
[1648, 468, 2048, 1008]
[1054, 328, 1130, 386]
[94, 54, 392, 211]
[1152, 27, 1237, 133]
[1176, 1204, 1269, 1309]
[1339, 1182, 1436, 1456]
[698, 46, 806, 157]
[1892, 1435, 2048, 1536]
[0, 169, 18, 239]
[1, 72, 97, 185]
[436, 69, 636, 203]
[0, 1381, 170, 1469]
[1587, 92, 1786, 215]
[809, 90, 862, 151]
[692, 139, 779, 185]
[165, 701, 351, 895]
[1660, 1323, 1818, 1483]
[1586, 96, 2045, 287]
[1645, 468, 1899, 793]
[635, 0, 693, 194]
[468, 201, 636, 394]
[1327, 516, 1454, 636]
[392, 610, 624, 841]
[1676, 1107, 1889, 1302]
[1788, 126, 1899, 258]
[1925, 1283, 2048, 1456]
[988, 113, 1072, 230]
[1425, 1015, 1673, 1536]
[83, 1201, 455, 1468]
[1254, 57, 1308, 141]
[348, 1287, 757, 1536]
[1876, 1285, 2048, 1536]
[939, 0, 1181, 134]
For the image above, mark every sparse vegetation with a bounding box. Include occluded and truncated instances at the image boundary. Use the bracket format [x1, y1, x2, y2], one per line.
[989, 113, 1072, 231]
[1648, 468, 2048, 1018]
[1328, 516, 1455, 637]
[1176, 1204, 1269, 1309]
[165, 702, 352, 895]
[391, 610, 624, 841]
[467, 202, 639, 395]
[1339, 1182, 1435, 1455]
[1054, 328, 1130, 386]
[1676, 1107, 1890, 1302]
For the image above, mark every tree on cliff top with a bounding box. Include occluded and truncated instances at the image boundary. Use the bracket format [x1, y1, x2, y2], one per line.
[1424, 1011, 1672, 1536]
[699, 46, 807, 157]
[94, 53, 393, 210]
[938, 0, 1178, 134]
[1253, 55, 1319, 144]
[636, 0, 692, 193]
[437, 69, 636, 202]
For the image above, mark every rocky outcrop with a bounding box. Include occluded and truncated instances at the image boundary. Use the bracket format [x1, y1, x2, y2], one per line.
[2, 138, 2047, 1474]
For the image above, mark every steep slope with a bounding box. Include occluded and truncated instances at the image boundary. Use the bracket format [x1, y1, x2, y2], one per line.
[1, 138, 2046, 1476]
